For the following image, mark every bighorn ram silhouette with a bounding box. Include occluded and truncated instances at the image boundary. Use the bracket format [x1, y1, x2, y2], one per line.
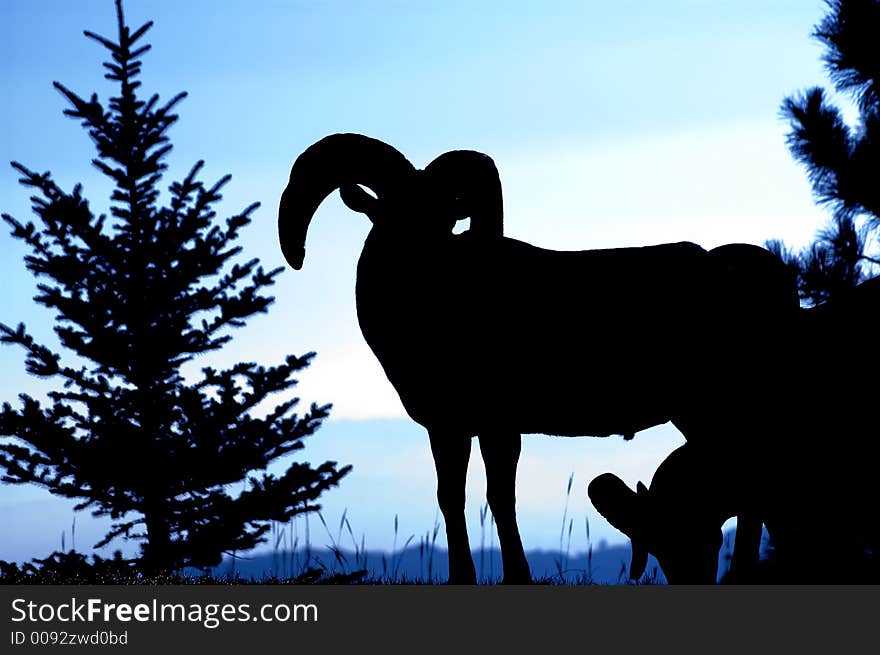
[278, 133, 799, 583]
[589, 277, 880, 583]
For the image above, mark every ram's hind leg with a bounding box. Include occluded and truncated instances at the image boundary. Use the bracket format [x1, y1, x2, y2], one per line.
[479, 432, 532, 584]
[429, 429, 477, 584]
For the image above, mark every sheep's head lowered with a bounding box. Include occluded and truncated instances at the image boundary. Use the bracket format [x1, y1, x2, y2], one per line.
[588, 445, 729, 584]
[278, 133, 504, 270]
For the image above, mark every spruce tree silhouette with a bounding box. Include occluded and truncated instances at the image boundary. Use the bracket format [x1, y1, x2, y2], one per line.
[767, 0, 880, 305]
[0, 0, 349, 577]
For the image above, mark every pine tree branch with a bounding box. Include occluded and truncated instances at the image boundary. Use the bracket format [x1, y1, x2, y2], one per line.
[94, 520, 142, 549]
[782, 87, 854, 211]
[814, 0, 880, 111]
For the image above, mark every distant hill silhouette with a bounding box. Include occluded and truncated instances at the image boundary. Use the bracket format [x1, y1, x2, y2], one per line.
[203, 530, 756, 584]
[210, 544, 657, 584]
[206, 541, 737, 584]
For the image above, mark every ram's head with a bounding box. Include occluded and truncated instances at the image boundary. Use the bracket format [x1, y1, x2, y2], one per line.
[279, 133, 503, 270]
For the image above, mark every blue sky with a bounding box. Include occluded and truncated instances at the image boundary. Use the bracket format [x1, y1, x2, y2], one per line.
[0, 0, 841, 564]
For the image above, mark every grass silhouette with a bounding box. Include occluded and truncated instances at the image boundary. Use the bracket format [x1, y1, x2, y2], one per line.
[2, 471, 676, 584]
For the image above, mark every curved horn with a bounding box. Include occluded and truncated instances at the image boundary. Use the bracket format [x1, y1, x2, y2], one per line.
[278, 133, 415, 269]
[588, 473, 641, 536]
[628, 480, 651, 580]
[424, 150, 503, 239]
[588, 473, 650, 580]
[629, 540, 649, 581]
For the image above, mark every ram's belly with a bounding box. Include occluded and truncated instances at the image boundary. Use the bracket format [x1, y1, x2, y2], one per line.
[358, 292, 705, 437]
[392, 372, 674, 437]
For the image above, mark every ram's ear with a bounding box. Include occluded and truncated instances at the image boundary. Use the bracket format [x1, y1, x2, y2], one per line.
[339, 184, 379, 219]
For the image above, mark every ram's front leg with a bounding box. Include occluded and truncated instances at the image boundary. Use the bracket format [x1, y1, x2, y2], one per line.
[429, 429, 477, 584]
[480, 432, 532, 584]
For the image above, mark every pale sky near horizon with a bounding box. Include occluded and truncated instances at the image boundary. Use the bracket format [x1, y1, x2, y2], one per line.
[0, 0, 846, 565]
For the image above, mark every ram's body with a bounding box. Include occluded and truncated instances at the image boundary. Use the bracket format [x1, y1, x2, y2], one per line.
[279, 133, 800, 583]
[359, 233, 775, 439]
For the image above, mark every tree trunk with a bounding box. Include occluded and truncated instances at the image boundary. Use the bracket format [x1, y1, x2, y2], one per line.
[142, 504, 174, 578]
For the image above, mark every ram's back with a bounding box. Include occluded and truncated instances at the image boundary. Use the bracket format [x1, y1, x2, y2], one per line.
[459, 238, 714, 434]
